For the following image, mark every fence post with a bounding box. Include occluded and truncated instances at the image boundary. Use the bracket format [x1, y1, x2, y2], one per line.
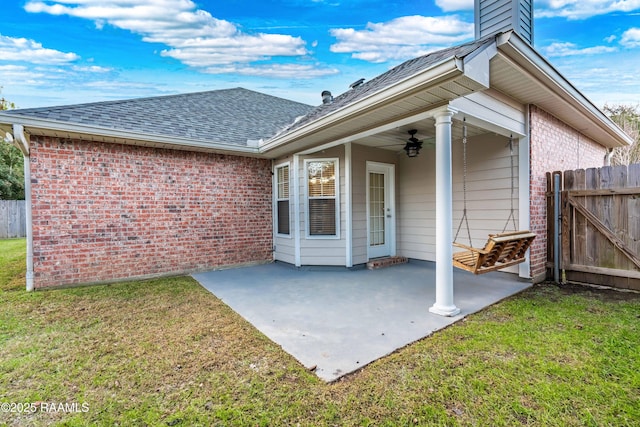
[553, 173, 561, 283]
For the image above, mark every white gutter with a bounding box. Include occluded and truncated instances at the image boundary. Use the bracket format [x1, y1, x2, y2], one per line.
[260, 58, 466, 153]
[12, 124, 34, 291]
[0, 113, 262, 156]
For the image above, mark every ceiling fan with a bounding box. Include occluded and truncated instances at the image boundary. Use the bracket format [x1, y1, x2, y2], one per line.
[373, 129, 435, 157]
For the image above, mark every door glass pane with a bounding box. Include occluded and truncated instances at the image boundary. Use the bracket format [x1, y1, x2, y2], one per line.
[369, 172, 385, 246]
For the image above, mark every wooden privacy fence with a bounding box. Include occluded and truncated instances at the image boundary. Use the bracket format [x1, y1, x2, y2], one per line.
[0, 200, 26, 239]
[547, 164, 640, 291]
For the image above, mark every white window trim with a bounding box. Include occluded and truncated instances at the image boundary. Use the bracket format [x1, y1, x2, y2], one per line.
[274, 161, 292, 239]
[304, 158, 340, 240]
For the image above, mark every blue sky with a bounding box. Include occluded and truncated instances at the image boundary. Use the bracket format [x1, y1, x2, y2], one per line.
[1, 0, 639, 109]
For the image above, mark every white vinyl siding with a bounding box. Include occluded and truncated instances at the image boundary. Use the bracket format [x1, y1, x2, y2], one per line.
[476, 0, 533, 45]
[397, 132, 520, 273]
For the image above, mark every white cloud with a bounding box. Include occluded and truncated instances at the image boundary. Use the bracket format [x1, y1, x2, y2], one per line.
[536, 0, 640, 20]
[24, 0, 315, 76]
[203, 63, 340, 79]
[0, 64, 49, 87]
[542, 42, 617, 57]
[435, 0, 473, 12]
[620, 27, 640, 47]
[329, 15, 473, 63]
[72, 65, 113, 73]
[0, 34, 79, 64]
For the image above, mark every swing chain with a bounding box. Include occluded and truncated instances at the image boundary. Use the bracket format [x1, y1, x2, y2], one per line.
[454, 119, 473, 247]
[502, 135, 518, 233]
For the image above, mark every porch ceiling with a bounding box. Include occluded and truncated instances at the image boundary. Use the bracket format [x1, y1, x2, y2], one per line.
[359, 119, 489, 154]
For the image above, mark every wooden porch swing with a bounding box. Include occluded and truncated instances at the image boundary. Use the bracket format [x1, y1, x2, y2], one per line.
[452, 121, 535, 275]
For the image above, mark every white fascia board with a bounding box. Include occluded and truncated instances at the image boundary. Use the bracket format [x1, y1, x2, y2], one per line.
[0, 113, 262, 156]
[497, 31, 633, 147]
[451, 90, 526, 137]
[259, 58, 466, 154]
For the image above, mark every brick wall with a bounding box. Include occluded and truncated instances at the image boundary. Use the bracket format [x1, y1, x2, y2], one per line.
[528, 105, 606, 281]
[29, 136, 273, 288]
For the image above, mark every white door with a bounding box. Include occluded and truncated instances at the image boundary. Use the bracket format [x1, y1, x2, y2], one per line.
[367, 162, 395, 259]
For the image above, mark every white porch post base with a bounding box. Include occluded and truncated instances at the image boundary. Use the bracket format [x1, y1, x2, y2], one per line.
[429, 303, 460, 317]
[430, 109, 460, 317]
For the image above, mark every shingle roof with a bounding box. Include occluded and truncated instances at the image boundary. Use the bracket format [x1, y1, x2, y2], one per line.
[4, 87, 313, 146]
[273, 36, 495, 139]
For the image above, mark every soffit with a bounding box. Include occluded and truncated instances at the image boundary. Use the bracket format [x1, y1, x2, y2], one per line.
[263, 73, 486, 159]
[490, 49, 630, 148]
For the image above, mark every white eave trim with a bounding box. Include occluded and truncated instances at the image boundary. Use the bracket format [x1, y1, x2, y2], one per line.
[0, 113, 262, 156]
[259, 57, 467, 153]
[497, 31, 633, 147]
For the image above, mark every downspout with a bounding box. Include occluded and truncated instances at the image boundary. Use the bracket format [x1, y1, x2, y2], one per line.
[12, 124, 34, 291]
[604, 148, 613, 166]
[518, 105, 531, 279]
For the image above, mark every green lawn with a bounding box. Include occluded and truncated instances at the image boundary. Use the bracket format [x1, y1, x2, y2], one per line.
[1, 238, 638, 426]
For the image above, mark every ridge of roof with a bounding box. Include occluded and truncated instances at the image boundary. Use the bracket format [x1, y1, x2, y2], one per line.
[3, 88, 313, 147]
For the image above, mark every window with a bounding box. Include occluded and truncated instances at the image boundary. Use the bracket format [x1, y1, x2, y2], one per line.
[276, 164, 290, 235]
[307, 159, 338, 237]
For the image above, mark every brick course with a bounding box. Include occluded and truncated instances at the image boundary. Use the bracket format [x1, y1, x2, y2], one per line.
[29, 136, 273, 288]
[528, 105, 605, 281]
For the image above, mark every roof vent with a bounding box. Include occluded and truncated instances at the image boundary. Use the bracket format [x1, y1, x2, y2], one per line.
[321, 90, 333, 105]
[349, 78, 365, 89]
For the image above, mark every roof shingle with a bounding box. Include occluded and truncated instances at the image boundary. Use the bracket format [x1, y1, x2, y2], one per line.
[5, 87, 313, 146]
[272, 36, 495, 139]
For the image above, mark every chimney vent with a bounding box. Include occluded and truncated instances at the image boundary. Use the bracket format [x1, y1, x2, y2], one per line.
[349, 78, 365, 89]
[321, 90, 333, 105]
[475, 0, 533, 45]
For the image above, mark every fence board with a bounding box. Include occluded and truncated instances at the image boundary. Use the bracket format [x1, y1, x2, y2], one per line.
[548, 164, 640, 291]
[612, 166, 628, 269]
[0, 200, 26, 238]
[574, 169, 586, 266]
[629, 164, 640, 261]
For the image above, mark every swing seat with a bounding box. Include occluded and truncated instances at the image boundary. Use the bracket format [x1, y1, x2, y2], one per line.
[453, 231, 535, 275]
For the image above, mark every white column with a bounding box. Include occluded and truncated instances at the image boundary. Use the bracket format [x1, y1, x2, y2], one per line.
[345, 143, 353, 268]
[430, 110, 460, 317]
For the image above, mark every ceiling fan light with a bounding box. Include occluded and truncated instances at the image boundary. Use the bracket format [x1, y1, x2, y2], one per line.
[403, 129, 422, 157]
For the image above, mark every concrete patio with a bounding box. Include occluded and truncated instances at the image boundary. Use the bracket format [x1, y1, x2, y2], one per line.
[193, 261, 532, 381]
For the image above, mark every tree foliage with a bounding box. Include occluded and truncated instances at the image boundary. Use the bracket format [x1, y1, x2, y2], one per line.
[1, 88, 25, 200]
[603, 104, 640, 166]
